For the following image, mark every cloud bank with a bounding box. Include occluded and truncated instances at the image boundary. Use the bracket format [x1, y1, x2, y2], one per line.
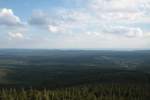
[0, 0, 150, 49]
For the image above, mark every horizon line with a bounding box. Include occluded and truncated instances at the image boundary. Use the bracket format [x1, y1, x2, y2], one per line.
[0, 48, 150, 51]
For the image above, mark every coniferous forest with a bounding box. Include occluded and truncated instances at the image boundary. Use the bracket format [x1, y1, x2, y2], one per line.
[0, 84, 150, 100]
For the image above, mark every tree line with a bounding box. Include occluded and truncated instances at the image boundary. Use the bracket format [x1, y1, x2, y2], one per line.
[0, 83, 149, 100]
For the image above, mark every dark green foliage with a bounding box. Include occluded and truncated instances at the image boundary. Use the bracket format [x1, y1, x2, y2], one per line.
[0, 84, 149, 100]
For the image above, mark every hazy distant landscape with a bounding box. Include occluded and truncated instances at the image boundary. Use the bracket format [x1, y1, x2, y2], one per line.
[0, 49, 150, 88]
[0, 49, 149, 99]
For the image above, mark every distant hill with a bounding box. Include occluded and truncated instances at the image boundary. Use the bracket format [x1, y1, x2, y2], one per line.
[0, 49, 150, 88]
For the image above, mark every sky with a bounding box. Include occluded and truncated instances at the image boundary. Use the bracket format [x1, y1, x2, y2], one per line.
[0, 0, 150, 50]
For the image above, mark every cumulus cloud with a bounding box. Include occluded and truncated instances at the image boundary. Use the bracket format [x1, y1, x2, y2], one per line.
[29, 10, 63, 33]
[27, 3, 150, 40]
[48, 25, 66, 33]
[8, 0, 148, 49]
[28, 9, 92, 34]
[8, 32, 24, 39]
[0, 8, 24, 27]
[89, 0, 150, 22]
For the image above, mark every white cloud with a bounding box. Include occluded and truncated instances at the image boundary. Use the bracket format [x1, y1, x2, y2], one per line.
[48, 25, 61, 33]
[0, 8, 23, 27]
[99, 11, 142, 21]
[89, 0, 150, 23]
[17, 0, 150, 49]
[144, 32, 150, 37]
[103, 26, 144, 38]
[126, 28, 143, 38]
[59, 10, 91, 24]
[29, 9, 92, 34]
[8, 32, 24, 39]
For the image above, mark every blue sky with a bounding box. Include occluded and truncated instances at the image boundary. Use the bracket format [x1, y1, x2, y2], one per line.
[0, 0, 83, 20]
[0, 0, 150, 50]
